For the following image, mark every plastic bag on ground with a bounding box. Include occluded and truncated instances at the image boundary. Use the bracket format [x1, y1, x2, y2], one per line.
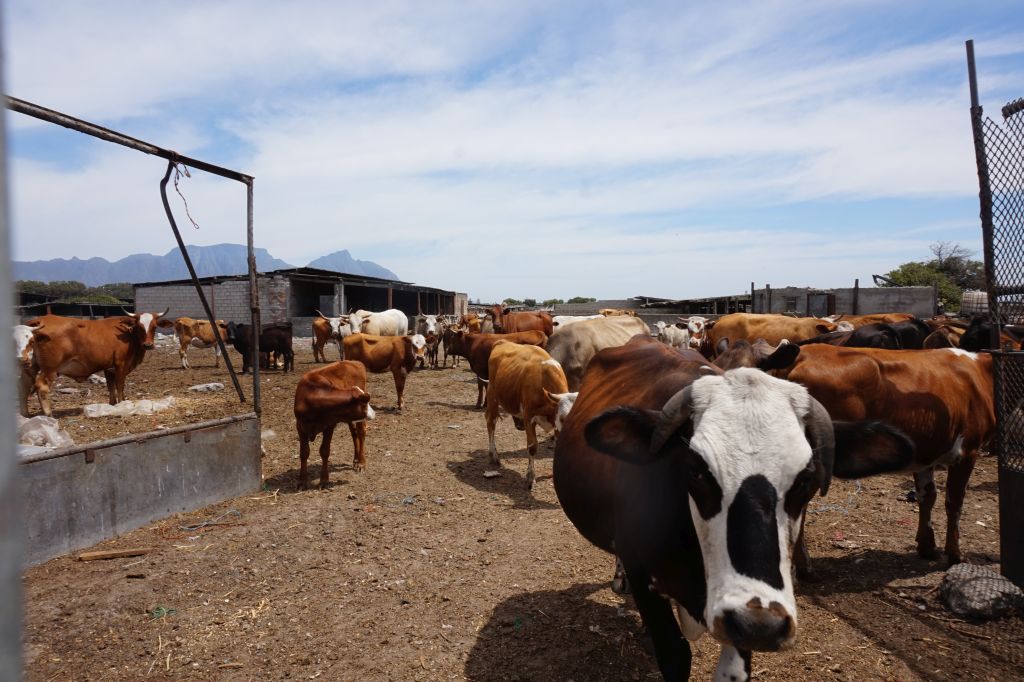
[83, 396, 176, 418]
[17, 415, 74, 449]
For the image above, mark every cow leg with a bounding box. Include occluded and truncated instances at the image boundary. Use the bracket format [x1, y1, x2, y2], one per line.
[793, 515, 815, 582]
[944, 454, 977, 565]
[476, 379, 486, 409]
[485, 399, 501, 467]
[318, 426, 335, 489]
[350, 420, 367, 471]
[914, 469, 941, 560]
[714, 645, 752, 682]
[180, 345, 190, 369]
[104, 368, 119, 405]
[214, 343, 221, 368]
[611, 556, 631, 594]
[18, 369, 34, 417]
[623, 562, 692, 681]
[285, 349, 295, 372]
[524, 417, 539, 490]
[312, 340, 322, 363]
[33, 371, 55, 417]
[394, 368, 408, 410]
[297, 428, 312, 490]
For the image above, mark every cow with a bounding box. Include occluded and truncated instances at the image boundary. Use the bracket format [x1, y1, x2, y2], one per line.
[158, 316, 229, 369]
[708, 313, 836, 349]
[654, 320, 690, 350]
[360, 309, 409, 336]
[488, 305, 554, 336]
[294, 360, 374, 489]
[415, 315, 440, 368]
[547, 316, 651, 391]
[447, 330, 548, 408]
[958, 315, 1024, 352]
[553, 335, 902, 680]
[923, 326, 961, 348]
[226, 321, 294, 374]
[26, 309, 170, 416]
[485, 342, 575, 489]
[312, 310, 352, 362]
[797, 318, 941, 351]
[14, 324, 37, 416]
[679, 316, 711, 354]
[773, 344, 994, 565]
[439, 319, 462, 368]
[458, 313, 483, 333]
[598, 308, 637, 317]
[342, 333, 420, 410]
[551, 314, 603, 328]
[826, 312, 916, 329]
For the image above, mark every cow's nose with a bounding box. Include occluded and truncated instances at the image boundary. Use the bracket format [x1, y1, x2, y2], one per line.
[720, 604, 794, 652]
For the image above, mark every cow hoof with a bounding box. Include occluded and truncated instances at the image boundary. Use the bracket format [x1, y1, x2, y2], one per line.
[319, 482, 330, 490]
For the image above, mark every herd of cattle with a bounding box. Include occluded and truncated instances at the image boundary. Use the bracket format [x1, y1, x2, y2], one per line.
[12, 304, 1020, 681]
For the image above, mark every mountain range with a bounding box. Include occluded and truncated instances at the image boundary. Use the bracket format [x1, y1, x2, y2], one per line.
[13, 244, 399, 286]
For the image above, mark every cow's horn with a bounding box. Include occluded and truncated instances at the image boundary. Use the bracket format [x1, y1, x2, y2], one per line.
[121, 306, 134, 316]
[650, 385, 693, 453]
[314, 309, 328, 320]
[158, 306, 170, 318]
[803, 396, 835, 496]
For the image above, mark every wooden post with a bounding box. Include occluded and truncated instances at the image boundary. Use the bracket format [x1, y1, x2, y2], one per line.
[853, 278, 859, 314]
[766, 284, 772, 313]
[387, 286, 393, 309]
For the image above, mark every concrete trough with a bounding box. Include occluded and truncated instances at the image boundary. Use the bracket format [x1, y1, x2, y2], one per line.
[18, 413, 261, 566]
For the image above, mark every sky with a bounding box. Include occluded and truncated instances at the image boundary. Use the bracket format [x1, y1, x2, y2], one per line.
[4, 1, 1024, 302]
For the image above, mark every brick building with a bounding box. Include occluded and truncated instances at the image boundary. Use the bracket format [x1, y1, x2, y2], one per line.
[134, 267, 467, 334]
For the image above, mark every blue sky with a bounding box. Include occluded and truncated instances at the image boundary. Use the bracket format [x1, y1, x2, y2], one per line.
[5, 1, 1024, 302]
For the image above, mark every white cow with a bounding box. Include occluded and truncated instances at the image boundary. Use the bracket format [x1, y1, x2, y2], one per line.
[551, 314, 603, 328]
[360, 309, 409, 336]
[654, 321, 690, 350]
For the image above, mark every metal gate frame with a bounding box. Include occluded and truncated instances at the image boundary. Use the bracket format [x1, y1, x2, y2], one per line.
[967, 39, 1024, 586]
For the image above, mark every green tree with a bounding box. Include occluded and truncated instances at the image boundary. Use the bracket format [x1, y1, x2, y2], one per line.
[523, 298, 537, 307]
[567, 296, 597, 304]
[882, 262, 962, 311]
[881, 242, 986, 312]
[502, 297, 523, 306]
[543, 298, 564, 306]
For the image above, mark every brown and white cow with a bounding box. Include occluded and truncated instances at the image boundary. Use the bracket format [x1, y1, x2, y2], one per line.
[546, 316, 650, 391]
[158, 316, 229, 369]
[554, 335, 905, 680]
[488, 305, 553, 336]
[447, 329, 548, 408]
[294, 360, 375, 489]
[312, 310, 352, 362]
[773, 344, 994, 565]
[679, 316, 711, 355]
[14, 324, 37, 416]
[415, 315, 440, 368]
[826, 312, 915, 328]
[485, 341, 575, 489]
[709, 313, 836, 349]
[342, 333, 420, 410]
[27, 309, 169, 416]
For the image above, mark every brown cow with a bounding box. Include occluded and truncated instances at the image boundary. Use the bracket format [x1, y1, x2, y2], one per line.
[27, 309, 169, 416]
[553, 335, 900, 679]
[311, 311, 351, 362]
[774, 344, 994, 564]
[485, 342, 574, 489]
[158, 316, 229, 369]
[458, 313, 483, 333]
[342, 333, 420, 410]
[829, 312, 915, 328]
[709, 312, 836, 349]
[294, 360, 374, 489]
[598, 308, 637, 317]
[488, 305, 554, 336]
[447, 329, 548, 407]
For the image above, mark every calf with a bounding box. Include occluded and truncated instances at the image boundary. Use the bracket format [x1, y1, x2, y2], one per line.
[439, 320, 461, 367]
[226, 321, 295, 374]
[654, 320, 690, 350]
[448, 329, 548, 407]
[415, 315, 440, 368]
[554, 336, 904, 680]
[343, 333, 419, 409]
[294, 360, 374, 489]
[159, 316, 229, 368]
[485, 342, 575, 489]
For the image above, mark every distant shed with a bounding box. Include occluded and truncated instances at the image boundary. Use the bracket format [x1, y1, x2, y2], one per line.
[134, 267, 467, 332]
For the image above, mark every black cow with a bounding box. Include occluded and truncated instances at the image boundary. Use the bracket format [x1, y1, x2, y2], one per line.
[226, 321, 294, 373]
[959, 315, 1024, 352]
[798, 319, 931, 350]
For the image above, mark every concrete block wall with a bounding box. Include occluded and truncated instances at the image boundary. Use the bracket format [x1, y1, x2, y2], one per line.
[260, 276, 289, 324]
[135, 280, 252, 324]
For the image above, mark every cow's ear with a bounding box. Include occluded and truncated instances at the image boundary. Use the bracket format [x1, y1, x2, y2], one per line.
[831, 421, 915, 479]
[674, 322, 686, 329]
[157, 319, 175, 328]
[815, 324, 834, 334]
[585, 407, 664, 464]
[757, 342, 799, 371]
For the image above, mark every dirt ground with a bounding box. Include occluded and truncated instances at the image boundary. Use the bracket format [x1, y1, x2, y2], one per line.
[19, 338, 1024, 681]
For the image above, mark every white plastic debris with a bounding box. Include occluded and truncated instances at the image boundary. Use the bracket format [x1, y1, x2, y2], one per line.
[88, 373, 107, 385]
[261, 429, 277, 440]
[83, 396, 176, 418]
[17, 415, 74, 449]
[483, 470, 502, 479]
[188, 382, 225, 393]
